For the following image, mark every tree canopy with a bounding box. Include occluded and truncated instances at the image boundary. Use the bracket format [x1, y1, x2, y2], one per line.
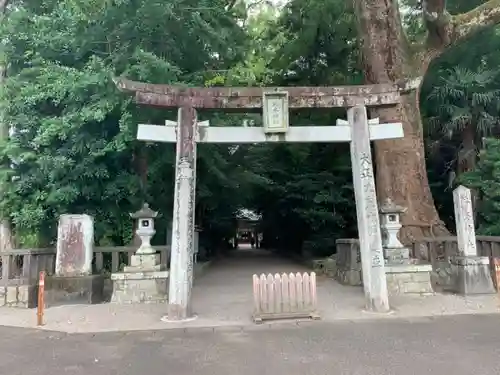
[2, 0, 500, 256]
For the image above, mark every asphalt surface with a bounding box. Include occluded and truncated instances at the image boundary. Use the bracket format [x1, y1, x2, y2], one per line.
[1, 314, 499, 375]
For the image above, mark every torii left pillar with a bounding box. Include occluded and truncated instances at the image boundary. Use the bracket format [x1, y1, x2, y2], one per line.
[167, 106, 198, 321]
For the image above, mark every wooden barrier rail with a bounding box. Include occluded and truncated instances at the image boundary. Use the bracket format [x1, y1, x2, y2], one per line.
[252, 272, 320, 323]
[411, 236, 500, 263]
[410, 236, 500, 291]
[0, 248, 55, 285]
[0, 245, 172, 284]
[93, 245, 171, 273]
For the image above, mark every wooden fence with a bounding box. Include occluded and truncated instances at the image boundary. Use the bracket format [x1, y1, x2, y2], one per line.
[252, 272, 320, 323]
[411, 236, 500, 264]
[0, 245, 171, 285]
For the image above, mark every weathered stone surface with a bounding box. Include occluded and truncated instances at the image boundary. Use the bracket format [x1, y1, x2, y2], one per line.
[385, 247, 410, 264]
[0, 284, 37, 308]
[311, 257, 337, 277]
[124, 254, 161, 272]
[17, 285, 37, 308]
[385, 263, 434, 296]
[44, 275, 104, 306]
[335, 239, 362, 286]
[110, 271, 169, 304]
[348, 105, 390, 312]
[0, 287, 5, 307]
[55, 214, 94, 277]
[431, 261, 454, 291]
[449, 256, 495, 295]
[167, 107, 198, 320]
[115, 78, 402, 109]
[6, 286, 17, 305]
[453, 186, 477, 257]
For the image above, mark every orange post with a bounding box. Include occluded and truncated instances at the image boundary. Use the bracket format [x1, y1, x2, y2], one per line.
[37, 271, 45, 326]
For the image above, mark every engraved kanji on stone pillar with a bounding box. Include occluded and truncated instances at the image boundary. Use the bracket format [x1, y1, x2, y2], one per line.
[348, 105, 389, 313]
[453, 185, 477, 257]
[167, 106, 198, 321]
[55, 214, 94, 277]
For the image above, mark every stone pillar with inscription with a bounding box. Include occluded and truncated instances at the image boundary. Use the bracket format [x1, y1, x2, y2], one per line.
[45, 214, 104, 306]
[166, 106, 198, 321]
[348, 105, 390, 312]
[450, 186, 494, 295]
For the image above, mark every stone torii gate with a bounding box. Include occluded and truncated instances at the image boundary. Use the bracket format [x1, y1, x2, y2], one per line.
[115, 79, 407, 320]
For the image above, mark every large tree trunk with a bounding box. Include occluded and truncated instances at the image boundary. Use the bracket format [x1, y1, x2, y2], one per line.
[352, 0, 500, 243]
[353, 0, 448, 243]
[0, 0, 13, 252]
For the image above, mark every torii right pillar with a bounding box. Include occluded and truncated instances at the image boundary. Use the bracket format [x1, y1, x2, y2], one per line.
[348, 105, 390, 312]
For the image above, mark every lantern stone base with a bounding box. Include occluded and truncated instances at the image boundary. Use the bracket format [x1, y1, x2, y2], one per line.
[449, 256, 495, 295]
[110, 270, 169, 304]
[385, 262, 434, 296]
[123, 254, 163, 272]
[384, 247, 410, 264]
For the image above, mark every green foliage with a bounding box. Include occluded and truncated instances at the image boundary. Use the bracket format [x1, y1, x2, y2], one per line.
[461, 138, 500, 235]
[3, 0, 500, 257]
[1, 0, 247, 246]
[426, 66, 500, 139]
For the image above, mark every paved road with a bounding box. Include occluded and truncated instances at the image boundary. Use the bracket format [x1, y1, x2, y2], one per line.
[1, 314, 499, 375]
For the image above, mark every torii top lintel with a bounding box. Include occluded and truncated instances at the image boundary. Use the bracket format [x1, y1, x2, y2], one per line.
[114, 78, 410, 110]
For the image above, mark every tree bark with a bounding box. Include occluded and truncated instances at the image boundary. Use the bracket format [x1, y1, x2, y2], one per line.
[0, 0, 12, 252]
[352, 0, 500, 243]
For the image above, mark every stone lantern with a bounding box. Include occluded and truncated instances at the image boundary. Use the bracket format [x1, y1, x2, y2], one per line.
[110, 203, 169, 304]
[379, 199, 409, 264]
[130, 203, 158, 255]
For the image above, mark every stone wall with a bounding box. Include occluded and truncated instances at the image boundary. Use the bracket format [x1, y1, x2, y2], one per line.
[431, 261, 454, 291]
[310, 257, 336, 277]
[0, 284, 37, 308]
[385, 264, 434, 295]
[410, 237, 500, 292]
[335, 239, 362, 286]
[335, 238, 434, 295]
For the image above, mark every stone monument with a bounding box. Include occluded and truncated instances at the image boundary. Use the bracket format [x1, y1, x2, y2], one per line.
[380, 200, 433, 295]
[111, 204, 169, 303]
[450, 186, 495, 295]
[46, 214, 104, 305]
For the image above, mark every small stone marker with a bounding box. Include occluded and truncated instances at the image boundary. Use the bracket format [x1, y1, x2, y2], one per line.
[55, 214, 94, 277]
[453, 185, 477, 256]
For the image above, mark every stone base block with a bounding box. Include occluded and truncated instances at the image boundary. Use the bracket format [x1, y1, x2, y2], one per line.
[384, 247, 410, 264]
[449, 256, 495, 295]
[336, 269, 362, 286]
[45, 275, 105, 306]
[385, 262, 434, 296]
[110, 270, 169, 304]
[125, 254, 161, 272]
[0, 284, 37, 308]
[335, 239, 362, 286]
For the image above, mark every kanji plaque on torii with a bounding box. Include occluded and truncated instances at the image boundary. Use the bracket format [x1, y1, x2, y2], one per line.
[115, 78, 408, 320]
